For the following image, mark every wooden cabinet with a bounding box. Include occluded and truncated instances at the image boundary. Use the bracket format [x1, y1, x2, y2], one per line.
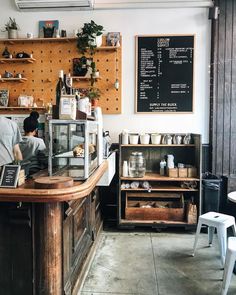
[63, 197, 92, 294]
[0, 188, 102, 295]
[118, 133, 202, 229]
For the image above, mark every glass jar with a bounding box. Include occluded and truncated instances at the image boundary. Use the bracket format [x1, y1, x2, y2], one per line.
[128, 152, 146, 178]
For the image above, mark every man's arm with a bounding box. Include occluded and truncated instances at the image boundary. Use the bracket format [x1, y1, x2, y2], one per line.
[13, 144, 23, 162]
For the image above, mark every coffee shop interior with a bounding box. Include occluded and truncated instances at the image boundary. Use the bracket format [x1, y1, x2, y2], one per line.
[0, 0, 236, 294]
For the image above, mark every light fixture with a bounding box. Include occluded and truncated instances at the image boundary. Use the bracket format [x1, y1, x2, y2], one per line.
[114, 50, 119, 90]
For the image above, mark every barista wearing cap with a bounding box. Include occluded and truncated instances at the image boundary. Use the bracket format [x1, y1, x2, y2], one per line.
[20, 111, 46, 174]
[0, 117, 23, 166]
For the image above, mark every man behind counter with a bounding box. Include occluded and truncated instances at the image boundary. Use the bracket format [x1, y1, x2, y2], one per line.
[20, 111, 46, 175]
[0, 117, 23, 166]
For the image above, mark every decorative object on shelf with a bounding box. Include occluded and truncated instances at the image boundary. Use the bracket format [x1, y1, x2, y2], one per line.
[18, 94, 34, 107]
[15, 73, 22, 78]
[39, 20, 59, 38]
[3, 71, 13, 78]
[2, 47, 10, 58]
[2, 17, 19, 39]
[183, 133, 191, 144]
[151, 133, 161, 144]
[160, 159, 166, 176]
[76, 20, 104, 55]
[121, 129, 129, 144]
[106, 32, 120, 46]
[173, 134, 182, 144]
[128, 152, 146, 178]
[167, 154, 175, 169]
[16, 52, 30, 58]
[140, 133, 150, 144]
[87, 87, 101, 106]
[60, 29, 67, 37]
[73, 56, 88, 76]
[122, 161, 128, 177]
[26, 32, 33, 39]
[0, 89, 9, 107]
[129, 133, 139, 144]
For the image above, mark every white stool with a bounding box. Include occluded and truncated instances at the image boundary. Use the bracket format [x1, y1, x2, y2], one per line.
[192, 212, 236, 266]
[221, 237, 236, 295]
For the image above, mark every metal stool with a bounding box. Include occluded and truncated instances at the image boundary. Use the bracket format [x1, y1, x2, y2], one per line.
[221, 237, 236, 295]
[192, 212, 236, 266]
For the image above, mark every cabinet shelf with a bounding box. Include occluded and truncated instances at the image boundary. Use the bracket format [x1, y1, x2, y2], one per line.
[121, 144, 195, 147]
[0, 58, 36, 64]
[118, 133, 202, 229]
[120, 219, 195, 226]
[121, 186, 198, 192]
[120, 172, 199, 182]
[0, 78, 27, 83]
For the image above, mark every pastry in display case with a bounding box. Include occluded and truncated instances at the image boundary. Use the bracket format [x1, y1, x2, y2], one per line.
[48, 120, 99, 180]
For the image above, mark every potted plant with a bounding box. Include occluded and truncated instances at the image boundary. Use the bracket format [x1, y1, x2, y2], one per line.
[88, 87, 101, 106]
[3, 17, 19, 39]
[76, 20, 104, 55]
[90, 61, 100, 86]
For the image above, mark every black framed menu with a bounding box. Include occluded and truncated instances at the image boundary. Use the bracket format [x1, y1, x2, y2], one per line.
[136, 35, 194, 113]
[0, 165, 20, 188]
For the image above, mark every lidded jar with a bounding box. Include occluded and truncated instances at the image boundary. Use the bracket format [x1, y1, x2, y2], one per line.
[128, 152, 146, 178]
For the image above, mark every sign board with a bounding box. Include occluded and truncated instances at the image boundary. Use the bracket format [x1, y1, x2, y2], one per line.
[0, 165, 21, 188]
[136, 35, 194, 113]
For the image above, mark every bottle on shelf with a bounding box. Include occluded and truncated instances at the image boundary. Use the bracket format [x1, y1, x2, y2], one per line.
[54, 70, 65, 118]
[64, 72, 73, 95]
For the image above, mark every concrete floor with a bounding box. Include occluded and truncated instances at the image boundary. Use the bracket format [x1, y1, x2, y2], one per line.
[80, 230, 236, 295]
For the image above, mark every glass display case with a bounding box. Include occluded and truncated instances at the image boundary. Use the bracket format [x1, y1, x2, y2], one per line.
[48, 120, 99, 180]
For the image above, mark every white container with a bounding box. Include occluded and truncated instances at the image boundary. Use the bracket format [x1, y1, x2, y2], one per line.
[129, 134, 139, 145]
[167, 154, 175, 169]
[151, 133, 161, 144]
[122, 130, 129, 144]
[140, 134, 150, 144]
[122, 161, 128, 177]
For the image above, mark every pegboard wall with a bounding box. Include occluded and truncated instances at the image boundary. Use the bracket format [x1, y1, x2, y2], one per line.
[0, 36, 122, 114]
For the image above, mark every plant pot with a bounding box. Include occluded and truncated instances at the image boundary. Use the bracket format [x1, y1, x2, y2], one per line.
[91, 98, 99, 107]
[8, 29, 18, 39]
[88, 35, 103, 47]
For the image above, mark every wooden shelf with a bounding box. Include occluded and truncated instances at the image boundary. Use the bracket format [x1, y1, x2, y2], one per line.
[0, 37, 120, 51]
[0, 37, 76, 44]
[0, 107, 46, 114]
[121, 186, 198, 192]
[121, 144, 195, 147]
[0, 78, 27, 83]
[0, 58, 36, 64]
[120, 219, 195, 225]
[71, 76, 102, 81]
[120, 172, 199, 182]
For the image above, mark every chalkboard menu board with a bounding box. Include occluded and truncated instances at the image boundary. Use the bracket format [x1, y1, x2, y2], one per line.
[136, 35, 194, 113]
[0, 165, 20, 188]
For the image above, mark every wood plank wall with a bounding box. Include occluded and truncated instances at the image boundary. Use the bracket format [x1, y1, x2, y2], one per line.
[210, 0, 236, 191]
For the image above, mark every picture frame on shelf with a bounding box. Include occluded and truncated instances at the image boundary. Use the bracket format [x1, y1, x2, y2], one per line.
[39, 20, 59, 38]
[106, 32, 120, 46]
[0, 89, 9, 107]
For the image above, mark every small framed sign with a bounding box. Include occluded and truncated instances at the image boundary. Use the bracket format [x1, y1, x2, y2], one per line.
[0, 165, 21, 188]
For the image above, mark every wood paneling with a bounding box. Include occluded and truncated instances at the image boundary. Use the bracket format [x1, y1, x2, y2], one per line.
[210, 0, 236, 191]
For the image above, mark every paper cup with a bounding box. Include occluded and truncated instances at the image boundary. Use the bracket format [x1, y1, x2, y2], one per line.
[129, 134, 139, 144]
[151, 134, 161, 144]
[140, 134, 150, 144]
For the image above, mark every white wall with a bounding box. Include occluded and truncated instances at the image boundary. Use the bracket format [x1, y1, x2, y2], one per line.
[0, 1, 211, 143]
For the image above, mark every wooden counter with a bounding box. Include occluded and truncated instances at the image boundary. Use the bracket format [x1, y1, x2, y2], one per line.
[0, 161, 108, 295]
[0, 160, 108, 202]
